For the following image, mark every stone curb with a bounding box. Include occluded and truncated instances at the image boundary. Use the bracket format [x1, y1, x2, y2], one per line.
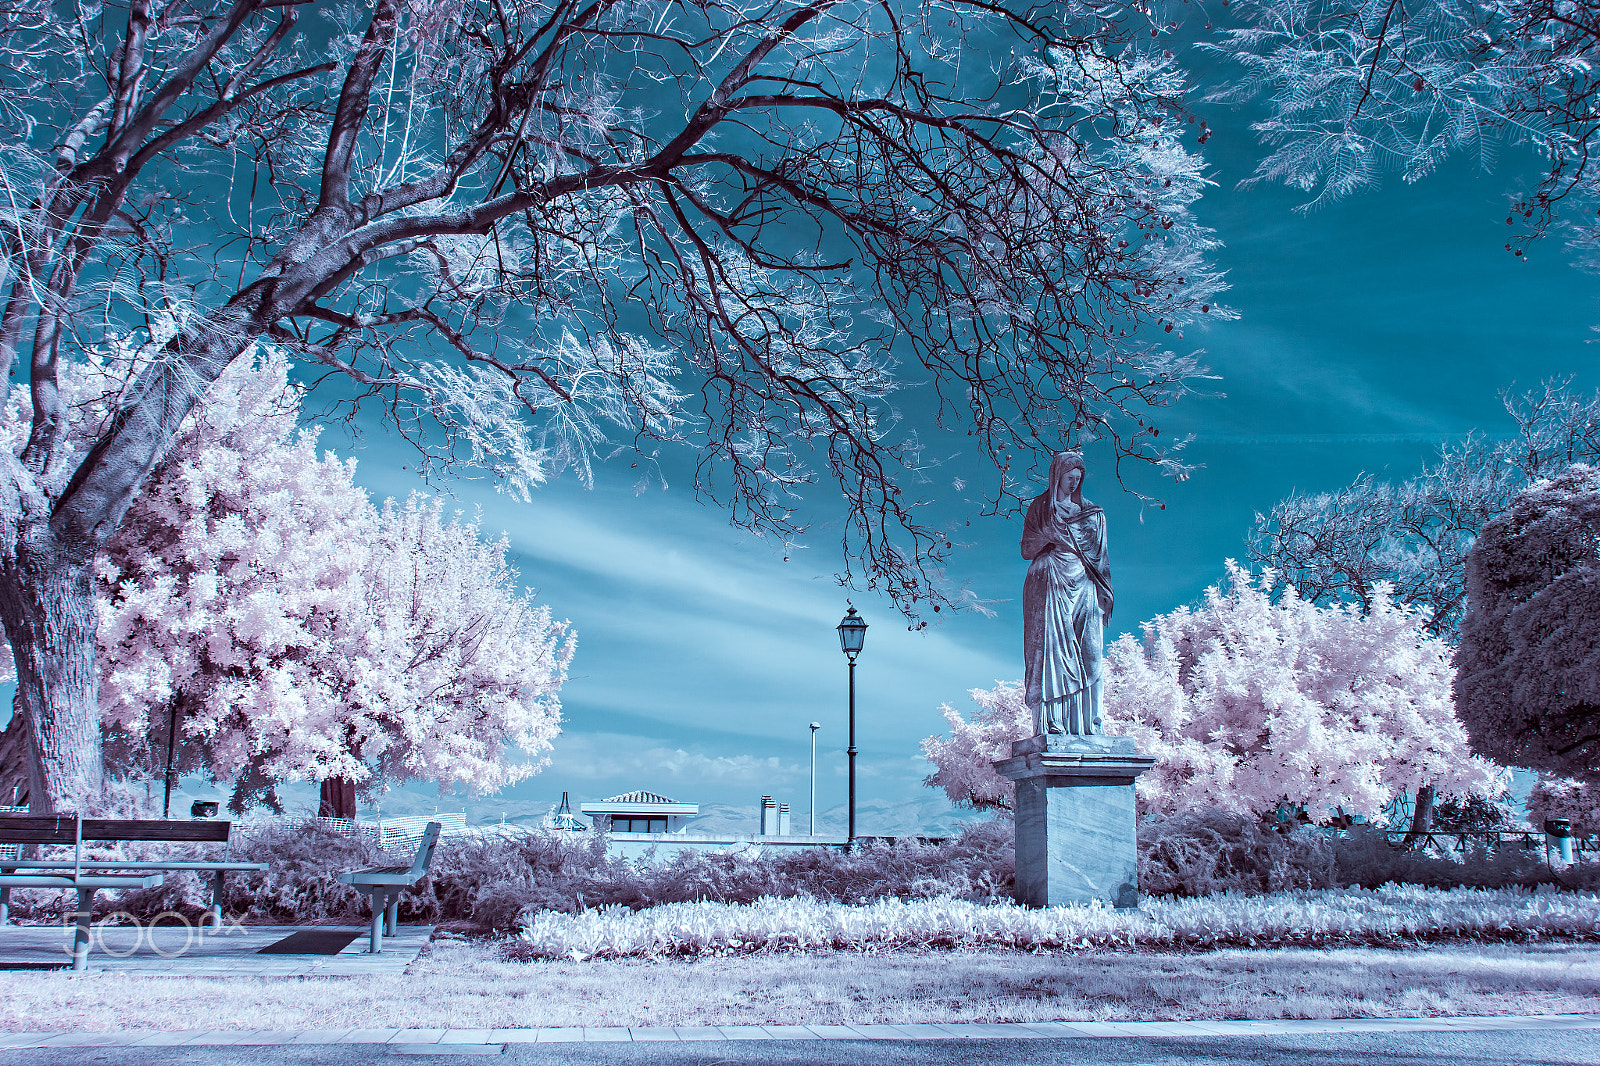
[1, 1014, 1598, 1050]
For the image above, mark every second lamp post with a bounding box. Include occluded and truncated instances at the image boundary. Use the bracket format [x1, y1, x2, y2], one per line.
[836, 605, 868, 850]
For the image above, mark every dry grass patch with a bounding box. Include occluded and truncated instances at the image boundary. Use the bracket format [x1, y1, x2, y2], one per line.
[1, 939, 1598, 1032]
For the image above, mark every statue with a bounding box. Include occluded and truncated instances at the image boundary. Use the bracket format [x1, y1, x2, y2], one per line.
[1021, 451, 1113, 740]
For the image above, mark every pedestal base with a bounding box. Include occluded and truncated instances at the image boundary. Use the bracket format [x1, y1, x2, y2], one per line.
[994, 736, 1154, 909]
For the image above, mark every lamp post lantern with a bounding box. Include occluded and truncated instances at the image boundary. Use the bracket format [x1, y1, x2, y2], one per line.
[836, 606, 868, 850]
[808, 722, 820, 836]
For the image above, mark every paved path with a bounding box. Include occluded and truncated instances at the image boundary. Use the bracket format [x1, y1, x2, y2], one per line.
[0, 1012, 1596, 1049]
[0, 924, 432, 976]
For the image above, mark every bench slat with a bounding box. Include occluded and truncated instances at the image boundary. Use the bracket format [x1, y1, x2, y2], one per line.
[1, 816, 234, 844]
[0, 860, 266, 871]
[0, 816, 78, 845]
[0, 874, 164, 889]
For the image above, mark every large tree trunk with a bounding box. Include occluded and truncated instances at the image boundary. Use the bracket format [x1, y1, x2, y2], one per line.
[1402, 784, 1436, 849]
[320, 776, 358, 819]
[0, 711, 32, 808]
[0, 527, 103, 814]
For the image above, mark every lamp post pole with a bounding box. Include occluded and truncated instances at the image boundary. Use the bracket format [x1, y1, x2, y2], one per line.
[809, 722, 820, 836]
[161, 694, 183, 819]
[847, 657, 857, 849]
[835, 606, 867, 852]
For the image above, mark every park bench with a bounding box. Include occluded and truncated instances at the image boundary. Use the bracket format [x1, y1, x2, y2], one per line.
[0, 815, 268, 969]
[337, 820, 440, 953]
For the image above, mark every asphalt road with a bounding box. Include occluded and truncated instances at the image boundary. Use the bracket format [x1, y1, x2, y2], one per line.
[9, 1032, 1600, 1066]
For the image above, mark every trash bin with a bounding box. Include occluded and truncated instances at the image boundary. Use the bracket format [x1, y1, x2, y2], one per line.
[190, 800, 220, 819]
[1544, 818, 1575, 865]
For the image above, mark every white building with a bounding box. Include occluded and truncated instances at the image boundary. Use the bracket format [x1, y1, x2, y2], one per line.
[577, 789, 835, 859]
[579, 790, 699, 834]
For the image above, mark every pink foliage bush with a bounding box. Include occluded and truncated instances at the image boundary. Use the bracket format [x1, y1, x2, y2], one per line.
[920, 681, 1029, 812]
[1528, 776, 1600, 837]
[1111, 562, 1502, 818]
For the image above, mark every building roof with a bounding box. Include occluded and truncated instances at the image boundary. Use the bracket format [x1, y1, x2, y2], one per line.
[603, 790, 678, 804]
[579, 789, 699, 817]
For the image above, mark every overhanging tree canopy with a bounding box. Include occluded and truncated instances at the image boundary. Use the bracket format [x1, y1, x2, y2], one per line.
[0, 0, 1227, 811]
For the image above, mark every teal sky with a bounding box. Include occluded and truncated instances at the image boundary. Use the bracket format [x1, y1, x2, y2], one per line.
[326, 40, 1600, 828]
[11, 25, 1598, 829]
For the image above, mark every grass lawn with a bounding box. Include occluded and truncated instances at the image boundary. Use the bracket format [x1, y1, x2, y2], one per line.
[1, 938, 1598, 1032]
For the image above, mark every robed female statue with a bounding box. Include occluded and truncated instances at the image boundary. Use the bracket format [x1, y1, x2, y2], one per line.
[1021, 451, 1113, 738]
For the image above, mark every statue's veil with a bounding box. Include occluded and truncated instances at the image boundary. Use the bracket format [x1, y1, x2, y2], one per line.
[1048, 451, 1087, 509]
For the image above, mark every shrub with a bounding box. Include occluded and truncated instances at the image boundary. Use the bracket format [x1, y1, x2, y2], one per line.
[1136, 809, 1337, 896]
[435, 819, 1015, 929]
[1136, 808, 1600, 897]
[513, 885, 1600, 960]
[87, 819, 1012, 932]
[38, 809, 1593, 930]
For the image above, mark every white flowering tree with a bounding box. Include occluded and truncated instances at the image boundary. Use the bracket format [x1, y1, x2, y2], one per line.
[923, 563, 1503, 819]
[4, 350, 571, 813]
[1456, 463, 1600, 783]
[921, 680, 1030, 813]
[0, 0, 1227, 811]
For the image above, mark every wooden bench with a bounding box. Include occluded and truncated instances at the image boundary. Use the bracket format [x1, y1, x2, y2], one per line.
[0, 815, 268, 968]
[337, 821, 441, 953]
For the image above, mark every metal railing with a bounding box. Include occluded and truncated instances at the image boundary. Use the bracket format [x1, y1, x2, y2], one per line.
[306, 812, 467, 852]
[0, 804, 23, 860]
[1380, 829, 1598, 857]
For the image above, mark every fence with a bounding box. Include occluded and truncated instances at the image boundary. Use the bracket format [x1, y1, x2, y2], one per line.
[1381, 829, 1599, 858]
[303, 812, 468, 852]
[0, 804, 22, 860]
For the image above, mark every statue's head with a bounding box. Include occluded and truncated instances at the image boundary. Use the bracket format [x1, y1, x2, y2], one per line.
[1049, 451, 1086, 506]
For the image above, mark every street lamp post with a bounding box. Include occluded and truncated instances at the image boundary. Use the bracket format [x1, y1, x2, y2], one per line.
[808, 722, 820, 836]
[835, 606, 868, 851]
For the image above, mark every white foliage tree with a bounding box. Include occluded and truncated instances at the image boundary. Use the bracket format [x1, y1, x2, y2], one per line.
[6, 348, 571, 812]
[1110, 563, 1504, 819]
[922, 563, 1504, 818]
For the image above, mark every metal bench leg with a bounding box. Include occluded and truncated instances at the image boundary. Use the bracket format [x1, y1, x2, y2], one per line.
[0, 885, 9, 925]
[368, 891, 385, 954]
[384, 896, 398, 937]
[210, 869, 225, 929]
[71, 888, 95, 971]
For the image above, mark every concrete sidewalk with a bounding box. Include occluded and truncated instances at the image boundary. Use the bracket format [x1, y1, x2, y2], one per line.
[0, 923, 432, 976]
[0, 1013, 1597, 1049]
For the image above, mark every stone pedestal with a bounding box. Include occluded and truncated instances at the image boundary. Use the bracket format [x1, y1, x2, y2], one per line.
[993, 734, 1154, 908]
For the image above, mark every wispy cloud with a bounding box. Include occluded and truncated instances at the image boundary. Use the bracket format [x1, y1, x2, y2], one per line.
[547, 732, 807, 788]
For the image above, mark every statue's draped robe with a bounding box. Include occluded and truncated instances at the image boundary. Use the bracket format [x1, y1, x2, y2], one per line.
[1021, 494, 1112, 736]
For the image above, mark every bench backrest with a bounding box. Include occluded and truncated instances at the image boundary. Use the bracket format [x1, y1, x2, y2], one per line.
[408, 822, 442, 879]
[81, 819, 231, 843]
[0, 816, 232, 844]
